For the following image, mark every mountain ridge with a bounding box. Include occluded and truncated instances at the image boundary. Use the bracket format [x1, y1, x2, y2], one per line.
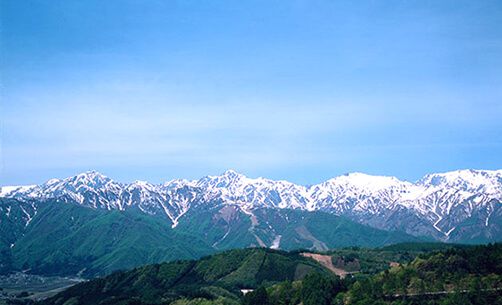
[5, 168, 501, 192]
[1, 169, 501, 242]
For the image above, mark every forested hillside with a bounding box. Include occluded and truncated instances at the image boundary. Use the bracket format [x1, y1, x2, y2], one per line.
[40, 248, 328, 305]
[25, 243, 501, 305]
[250, 243, 502, 305]
[0, 199, 213, 277]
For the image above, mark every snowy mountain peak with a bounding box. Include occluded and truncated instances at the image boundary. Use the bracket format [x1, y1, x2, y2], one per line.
[46, 178, 61, 185]
[132, 180, 151, 186]
[163, 179, 194, 189]
[1, 169, 500, 242]
[74, 170, 110, 182]
[127, 180, 159, 193]
[417, 169, 502, 194]
[222, 169, 241, 177]
[218, 169, 247, 182]
[0, 185, 37, 197]
[325, 172, 408, 191]
[197, 169, 247, 189]
[54, 170, 115, 190]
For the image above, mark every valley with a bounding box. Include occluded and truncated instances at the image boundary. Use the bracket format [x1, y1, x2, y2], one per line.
[0, 273, 83, 304]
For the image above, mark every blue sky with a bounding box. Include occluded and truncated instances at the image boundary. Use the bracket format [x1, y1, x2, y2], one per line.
[1, 0, 501, 185]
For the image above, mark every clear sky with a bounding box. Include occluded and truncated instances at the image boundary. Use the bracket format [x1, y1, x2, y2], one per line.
[1, 0, 501, 185]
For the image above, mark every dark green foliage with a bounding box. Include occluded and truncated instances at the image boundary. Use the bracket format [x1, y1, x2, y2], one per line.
[42, 248, 328, 305]
[345, 243, 502, 305]
[379, 242, 470, 252]
[301, 272, 343, 305]
[34, 244, 502, 305]
[324, 242, 479, 275]
[438, 293, 473, 305]
[267, 281, 300, 305]
[251, 244, 502, 305]
[242, 287, 269, 305]
[260, 273, 352, 305]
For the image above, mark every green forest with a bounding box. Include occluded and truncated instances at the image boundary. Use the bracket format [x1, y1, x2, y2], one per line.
[252, 243, 502, 305]
[2, 243, 500, 305]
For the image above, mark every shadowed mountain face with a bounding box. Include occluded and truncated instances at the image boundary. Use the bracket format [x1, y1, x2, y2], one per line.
[2, 169, 500, 243]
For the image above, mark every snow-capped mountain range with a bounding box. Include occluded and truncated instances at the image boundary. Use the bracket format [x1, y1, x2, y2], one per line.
[1, 169, 501, 241]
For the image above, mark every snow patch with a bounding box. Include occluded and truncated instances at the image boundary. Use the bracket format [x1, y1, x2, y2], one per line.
[270, 235, 282, 249]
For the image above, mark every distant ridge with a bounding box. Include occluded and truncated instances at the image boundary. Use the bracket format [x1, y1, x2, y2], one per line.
[1, 169, 500, 243]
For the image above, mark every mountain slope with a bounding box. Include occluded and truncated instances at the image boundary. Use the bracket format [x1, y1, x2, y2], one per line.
[2, 169, 500, 243]
[175, 205, 420, 251]
[1, 197, 419, 277]
[42, 248, 331, 305]
[0, 198, 214, 277]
